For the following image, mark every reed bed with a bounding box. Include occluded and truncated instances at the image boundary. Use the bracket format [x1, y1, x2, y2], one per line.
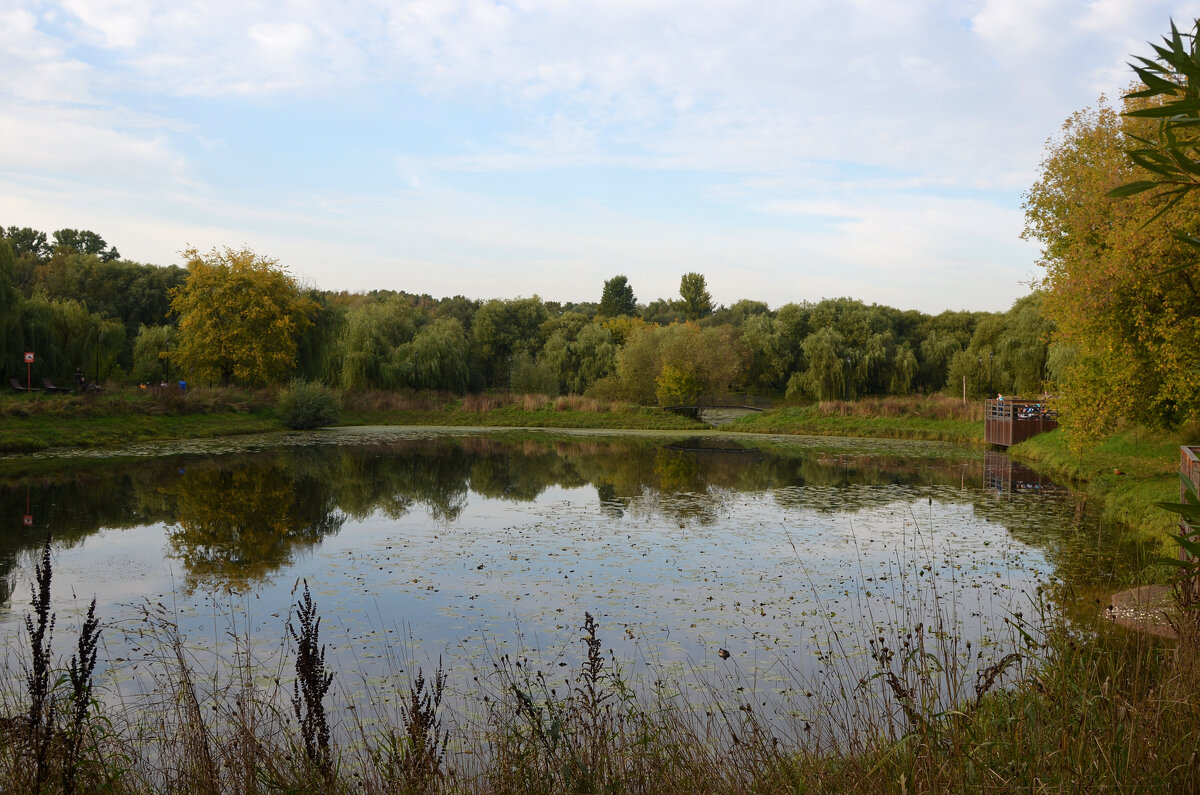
[340, 390, 457, 413]
[815, 395, 984, 422]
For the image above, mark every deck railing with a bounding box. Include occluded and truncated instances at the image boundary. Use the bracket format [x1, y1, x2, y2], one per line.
[984, 399, 1058, 447]
[1181, 446, 1200, 502]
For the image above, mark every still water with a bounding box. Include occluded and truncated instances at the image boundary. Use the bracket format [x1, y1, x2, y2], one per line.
[0, 428, 1140, 717]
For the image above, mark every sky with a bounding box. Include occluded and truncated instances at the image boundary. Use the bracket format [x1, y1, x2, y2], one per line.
[2, 1, 1199, 314]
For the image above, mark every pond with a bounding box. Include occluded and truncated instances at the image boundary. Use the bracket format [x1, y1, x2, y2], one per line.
[0, 428, 1145, 727]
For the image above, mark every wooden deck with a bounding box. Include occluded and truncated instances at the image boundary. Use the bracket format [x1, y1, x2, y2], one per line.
[1181, 446, 1200, 500]
[984, 399, 1057, 447]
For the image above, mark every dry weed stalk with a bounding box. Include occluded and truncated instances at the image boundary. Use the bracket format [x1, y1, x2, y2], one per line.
[288, 579, 334, 779]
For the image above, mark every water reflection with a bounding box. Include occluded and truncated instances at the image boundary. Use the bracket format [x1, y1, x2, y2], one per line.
[163, 459, 345, 588]
[0, 433, 1144, 607]
[984, 451, 1066, 495]
[0, 429, 1157, 730]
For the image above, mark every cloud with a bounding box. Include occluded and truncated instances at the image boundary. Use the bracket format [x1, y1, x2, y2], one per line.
[3, 0, 1198, 313]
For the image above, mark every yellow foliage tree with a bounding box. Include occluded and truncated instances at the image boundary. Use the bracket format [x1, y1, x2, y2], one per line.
[170, 247, 315, 386]
[1024, 96, 1200, 450]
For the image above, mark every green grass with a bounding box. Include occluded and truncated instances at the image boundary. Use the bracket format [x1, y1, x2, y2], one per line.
[0, 387, 282, 453]
[0, 388, 705, 453]
[1009, 427, 1184, 553]
[0, 411, 282, 453]
[727, 396, 984, 444]
[341, 404, 706, 431]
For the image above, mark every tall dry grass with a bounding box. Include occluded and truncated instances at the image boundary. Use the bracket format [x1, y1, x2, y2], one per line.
[341, 389, 455, 413]
[816, 394, 983, 422]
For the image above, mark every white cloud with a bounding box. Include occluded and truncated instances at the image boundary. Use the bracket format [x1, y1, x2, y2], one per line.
[4, 0, 1199, 312]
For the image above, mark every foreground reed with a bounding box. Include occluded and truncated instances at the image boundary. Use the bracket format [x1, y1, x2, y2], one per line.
[1, 549, 1197, 793]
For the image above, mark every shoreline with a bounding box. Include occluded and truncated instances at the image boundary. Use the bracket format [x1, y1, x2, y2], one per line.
[1, 393, 987, 455]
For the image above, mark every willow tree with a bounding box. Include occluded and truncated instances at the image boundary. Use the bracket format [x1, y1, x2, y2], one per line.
[170, 247, 315, 387]
[0, 239, 19, 380]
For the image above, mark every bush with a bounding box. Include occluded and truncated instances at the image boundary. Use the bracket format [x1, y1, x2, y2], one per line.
[277, 380, 340, 430]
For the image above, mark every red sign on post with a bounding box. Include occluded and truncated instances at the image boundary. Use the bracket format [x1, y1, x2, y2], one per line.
[22, 515, 33, 527]
[24, 352, 34, 363]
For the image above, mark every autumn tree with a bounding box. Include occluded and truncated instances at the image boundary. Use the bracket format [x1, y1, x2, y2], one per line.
[170, 247, 315, 387]
[1024, 95, 1200, 448]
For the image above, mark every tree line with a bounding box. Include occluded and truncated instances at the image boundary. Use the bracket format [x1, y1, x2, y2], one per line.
[0, 230, 1053, 403]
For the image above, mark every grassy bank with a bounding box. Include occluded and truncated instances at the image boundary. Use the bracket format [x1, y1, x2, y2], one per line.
[0, 389, 705, 454]
[340, 391, 707, 431]
[1008, 426, 1190, 553]
[0, 387, 281, 453]
[727, 395, 984, 444]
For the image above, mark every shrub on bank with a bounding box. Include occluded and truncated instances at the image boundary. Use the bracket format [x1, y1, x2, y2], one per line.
[277, 380, 341, 429]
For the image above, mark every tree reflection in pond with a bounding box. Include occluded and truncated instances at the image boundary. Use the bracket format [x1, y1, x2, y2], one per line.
[0, 430, 1154, 605]
[162, 460, 345, 590]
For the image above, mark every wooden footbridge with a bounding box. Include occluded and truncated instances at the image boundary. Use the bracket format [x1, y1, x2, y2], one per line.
[984, 399, 1058, 447]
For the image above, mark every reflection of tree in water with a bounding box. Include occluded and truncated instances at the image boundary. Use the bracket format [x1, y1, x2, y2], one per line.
[330, 445, 470, 522]
[0, 468, 176, 606]
[162, 459, 345, 590]
[0, 433, 1160, 607]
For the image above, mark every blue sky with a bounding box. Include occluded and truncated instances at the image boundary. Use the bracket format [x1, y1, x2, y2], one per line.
[2, 0, 1198, 313]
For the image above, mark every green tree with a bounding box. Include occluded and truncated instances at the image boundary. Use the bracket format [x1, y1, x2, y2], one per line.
[996, 292, 1054, 395]
[337, 297, 416, 390]
[170, 247, 316, 387]
[392, 316, 471, 393]
[132, 324, 176, 383]
[4, 226, 50, 262]
[640, 297, 684, 326]
[889, 344, 918, 395]
[741, 314, 788, 392]
[679, 272, 713, 321]
[471, 297, 549, 389]
[567, 322, 617, 394]
[797, 327, 851, 401]
[917, 330, 962, 392]
[49, 298, 125, 381]
[0, 239, 20, 381]
[51, 229, 119, 262]
[598, 275, 637, 317]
